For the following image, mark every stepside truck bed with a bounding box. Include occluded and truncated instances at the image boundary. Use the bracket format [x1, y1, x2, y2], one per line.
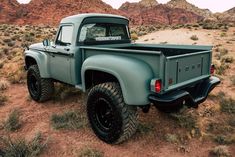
[80, 43, 212, 94]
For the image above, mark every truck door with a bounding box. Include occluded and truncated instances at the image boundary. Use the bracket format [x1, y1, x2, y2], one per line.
[49, 25, 73, 84]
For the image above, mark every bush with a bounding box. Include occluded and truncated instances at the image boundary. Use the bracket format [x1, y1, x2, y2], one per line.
[190, 35, 199, 41]
[221, 56, 234, 63]
[0, 62, 3, 69]
[131, 33, 138, 41]
[215, 63, 229, 75]
[220, 97, 235, 114]
[51, 111, 87, 130]
[0, 80, 9, 91]
[210, 146, 231, 157]
[0, 94, 8, 106]
[0, 132, 48, 157]
[220, 32, 227, 37]
[78, 147, 104, 157]
[214, 135, 235, 145]
[165, 134, 179, 143]
[137, 122, 154, 135]
[170, 113, 197, 130]
[3, 109, 21, 131]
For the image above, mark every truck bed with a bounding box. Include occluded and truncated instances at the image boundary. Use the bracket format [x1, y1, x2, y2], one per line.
[80, 43, 212, 94]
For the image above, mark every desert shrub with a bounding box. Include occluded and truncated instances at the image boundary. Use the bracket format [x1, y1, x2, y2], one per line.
[190, 35, 199, 41]
[220, 32, 227, 37]
[0, 61, 4, 69]
[0, 94, 8, 106]
[202, 23, 218, 30]
[3, 48, 9, 55]
[209, 146, 231, 157]
[170, 112, 197, 130]
[7, 68, 26, 84]
[221, 56, 234, 63]
[228, 116, 235, 127]
[131, 33, 138, 41]
[137, 122, 154, 135]
[51, 111, 87, 130]
[3, 109, 21, 131]
[215, 63, 229, 75]
[214, 135, 235, 145]
[3, 38, 11, 43]
[24, 33, 34, 42]
[78, 147, 104, 157]
[220, 97, 235, 114]
[165, 134, 179, 144]
[0, 80, 9, 90]
[214, 48, 228, 60]
[7, 41, 15, 47]
[53, 84, 81, 101]
[0, 132, 48, 157]
[206, 122, 233, 135]
[137, 31, 147, 36]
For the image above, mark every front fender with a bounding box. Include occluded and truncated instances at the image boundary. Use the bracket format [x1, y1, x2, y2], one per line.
[82, 55, 154, 105]
[25, 50, 50, 78]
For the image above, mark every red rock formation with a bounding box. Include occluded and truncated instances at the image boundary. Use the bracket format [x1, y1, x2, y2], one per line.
[0, 0, 122, 25]
[217, 7, 235, 23]
[119, 1, 203, 25]
[0, 0, 21, 23]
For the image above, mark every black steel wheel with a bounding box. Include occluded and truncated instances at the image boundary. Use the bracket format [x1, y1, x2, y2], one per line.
[87, 82, 138, 144]
[27, 65, 54, 102]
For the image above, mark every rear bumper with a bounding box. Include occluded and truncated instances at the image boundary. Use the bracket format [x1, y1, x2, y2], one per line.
[149, 76, 220, 108]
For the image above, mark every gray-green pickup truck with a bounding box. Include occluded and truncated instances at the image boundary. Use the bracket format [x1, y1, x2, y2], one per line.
[24, 13, 220, 144]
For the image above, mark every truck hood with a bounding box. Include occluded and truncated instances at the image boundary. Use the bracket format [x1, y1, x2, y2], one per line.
[29, 43, 44, 51]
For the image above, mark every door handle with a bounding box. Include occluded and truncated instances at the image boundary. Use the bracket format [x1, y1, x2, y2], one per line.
[64, 48, 70, 51]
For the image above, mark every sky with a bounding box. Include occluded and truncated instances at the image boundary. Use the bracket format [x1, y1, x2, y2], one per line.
[17, 0, 235, 13]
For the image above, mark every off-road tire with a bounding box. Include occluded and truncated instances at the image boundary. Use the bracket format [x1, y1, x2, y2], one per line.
[27, 65, 54, 102]
[87, 82, 138, 144]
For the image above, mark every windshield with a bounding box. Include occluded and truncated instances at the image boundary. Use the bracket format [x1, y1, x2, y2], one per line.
[78, 23, 130, 45]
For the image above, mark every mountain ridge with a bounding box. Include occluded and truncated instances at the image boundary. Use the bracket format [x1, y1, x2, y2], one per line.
[0, 0, 235, 25]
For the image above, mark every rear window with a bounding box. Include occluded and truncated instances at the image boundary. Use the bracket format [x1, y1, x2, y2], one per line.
[78, 23, 130, 44]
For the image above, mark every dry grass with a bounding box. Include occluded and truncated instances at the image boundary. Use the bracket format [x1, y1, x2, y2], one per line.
[78, 146, 104, 157]
[136, 122, 154, 135]
[50, 110, 87, 130]
[0, 132, 48, 157]
[190, 35, 199, 41]
[2, 109, 21, 132]
[131, 33, 138, 41]
[0, 94, 8, 106]
[165, 133, 179, 144]
[0, 80, 9, 91]
[221, 56, 234, 63]
[0, 24, 56, 84]
[209, 146, 232, 157]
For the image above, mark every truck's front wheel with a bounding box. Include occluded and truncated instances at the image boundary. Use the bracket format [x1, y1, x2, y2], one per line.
[27, 65, 54, 102]
[87, 82, 138, 144]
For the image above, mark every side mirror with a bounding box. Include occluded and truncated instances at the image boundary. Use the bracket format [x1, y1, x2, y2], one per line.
[42, 39, 51, 47]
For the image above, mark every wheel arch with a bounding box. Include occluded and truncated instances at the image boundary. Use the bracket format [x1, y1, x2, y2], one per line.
[25, 50, 50, 78]
[82, 55, 154, 105]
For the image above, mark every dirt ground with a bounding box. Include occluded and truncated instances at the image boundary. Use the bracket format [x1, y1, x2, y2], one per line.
[0, 27, 235, 157]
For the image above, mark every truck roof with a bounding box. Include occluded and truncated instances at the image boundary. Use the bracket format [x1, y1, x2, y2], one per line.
[60, 13, 128, 24]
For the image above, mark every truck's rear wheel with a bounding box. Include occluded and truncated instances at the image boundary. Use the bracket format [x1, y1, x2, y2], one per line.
[87, 82, 138, 144]
[27, 65, 54, 102]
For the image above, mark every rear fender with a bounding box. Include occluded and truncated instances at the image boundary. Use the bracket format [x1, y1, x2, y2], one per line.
[82, 55, 154, 105]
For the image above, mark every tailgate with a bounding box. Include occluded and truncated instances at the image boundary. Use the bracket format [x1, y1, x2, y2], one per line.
[164, 51, 211, 92]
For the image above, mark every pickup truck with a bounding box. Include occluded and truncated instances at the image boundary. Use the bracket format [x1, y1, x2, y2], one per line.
[24, 13, 220, 144]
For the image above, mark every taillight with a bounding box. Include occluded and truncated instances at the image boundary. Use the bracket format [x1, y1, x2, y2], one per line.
[155, 80, 162, 93]
[210, 65, 215, 75]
